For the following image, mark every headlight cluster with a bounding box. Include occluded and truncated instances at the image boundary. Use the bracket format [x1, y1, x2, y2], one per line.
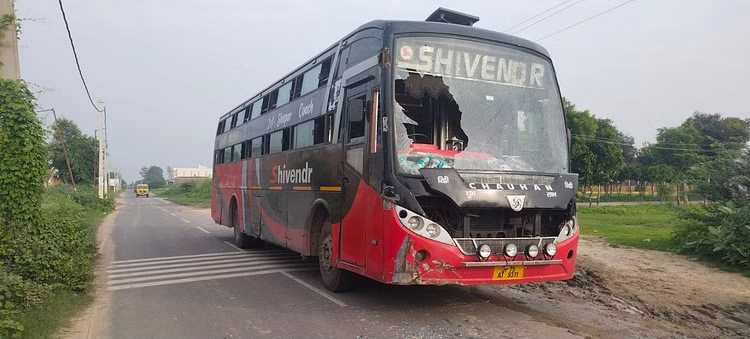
[395, 206, 454, 246]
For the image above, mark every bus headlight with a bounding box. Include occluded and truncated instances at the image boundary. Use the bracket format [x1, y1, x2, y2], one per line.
[425, 223, 440, 238]
[544, 243, 557, 256]
[407, 216, 423, 230]
[526, 244, 539, 258]
[504, 243, 518, 257]
[478, 244, 492, 259]
[394, 206, 455, 247]
[555, 218, 578, 244]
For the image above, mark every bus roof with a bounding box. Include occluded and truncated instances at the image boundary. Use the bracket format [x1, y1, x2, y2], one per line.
[218, 16, 549, 121]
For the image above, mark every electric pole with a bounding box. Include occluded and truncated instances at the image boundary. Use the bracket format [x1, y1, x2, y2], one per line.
[98, 101, 105, 198]
[0, 0, 21, 80]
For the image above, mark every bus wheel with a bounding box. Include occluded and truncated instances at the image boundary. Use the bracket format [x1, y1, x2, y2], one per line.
[318, 218, 355, 292]
[232, 202, 262, 249]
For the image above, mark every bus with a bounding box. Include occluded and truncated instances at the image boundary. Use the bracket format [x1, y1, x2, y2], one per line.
[211, 8, 579, 292]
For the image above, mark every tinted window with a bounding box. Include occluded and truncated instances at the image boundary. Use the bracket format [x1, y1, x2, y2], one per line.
[347, 30, 382, 66]
[318, 58, 332, 87]
[243, 108, 250, 123]
[250, 100, 262, 120]
[294, 120, 315, 149]
[261, 95, 270, 114]
[233, 143, 242, 161]
[222, 117, 231, 133]
[314, 115, 327, 144]
[230, 113, 239, 129]
[301, 64, 322, 97]
[292, 74, 304, 99]
[250, 137, 262, 157]
[277, 82, 293, 107]
[269, 89, 279, 110]
[241, 141, 249, 159]
[224, 147, 232, 163]
[269, 131, 284, 154]
[216, 121, 224, 136]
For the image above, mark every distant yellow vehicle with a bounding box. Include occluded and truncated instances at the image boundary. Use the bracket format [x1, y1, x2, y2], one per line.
[136, 184, 149, 198]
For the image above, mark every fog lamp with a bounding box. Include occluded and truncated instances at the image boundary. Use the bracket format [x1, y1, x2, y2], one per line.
[544, 243, 557, 257]
[526, 244, 540, 258]
[504, 243, 518, 257]
[478, 244, 492, 259]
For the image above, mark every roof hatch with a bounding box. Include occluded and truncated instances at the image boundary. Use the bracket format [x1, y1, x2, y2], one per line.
[425, 8, 480, 27]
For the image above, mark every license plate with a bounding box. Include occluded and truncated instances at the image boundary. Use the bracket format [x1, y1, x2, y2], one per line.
[493, 266, 524, 280]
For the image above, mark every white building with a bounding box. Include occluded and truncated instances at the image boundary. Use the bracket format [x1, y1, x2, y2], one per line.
[169, 163, 212, 182]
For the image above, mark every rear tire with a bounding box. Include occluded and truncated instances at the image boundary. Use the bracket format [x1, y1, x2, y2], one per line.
[318, 218, 356, 292]
[146, 194, 149, 198]
[231, 201, 263, 249]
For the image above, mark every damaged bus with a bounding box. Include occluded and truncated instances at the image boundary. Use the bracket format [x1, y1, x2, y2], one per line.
[212, 8, 579, 292]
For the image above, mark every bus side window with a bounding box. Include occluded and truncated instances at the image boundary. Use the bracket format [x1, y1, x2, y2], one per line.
[233, 143, 242, 161]
[224, 147, 232, 164]
[242, 107, 250, 123]
[230, 113, 239, 129]
[216, 120, 224, 136]
[348, 96, 366, 144]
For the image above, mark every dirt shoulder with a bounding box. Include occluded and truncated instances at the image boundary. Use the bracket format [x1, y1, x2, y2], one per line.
[55, 198, 120, 339]
[496, 237, 750, 339]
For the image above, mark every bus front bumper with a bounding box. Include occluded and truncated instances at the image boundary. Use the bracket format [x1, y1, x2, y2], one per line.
[388, 232, 579, 286]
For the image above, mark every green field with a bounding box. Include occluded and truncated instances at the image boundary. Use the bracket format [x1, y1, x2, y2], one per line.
[577, 204, 678, 251]
[152, 179, 212, 208]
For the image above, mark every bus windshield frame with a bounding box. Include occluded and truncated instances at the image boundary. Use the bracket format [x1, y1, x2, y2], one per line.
[390, 35, 569, 177]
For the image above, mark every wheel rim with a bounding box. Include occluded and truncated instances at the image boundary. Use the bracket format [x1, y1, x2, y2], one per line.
[319, 234, 333, 272]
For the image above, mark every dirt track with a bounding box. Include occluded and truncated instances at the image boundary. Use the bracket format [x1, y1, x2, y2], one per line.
[494, 238, 750, 339]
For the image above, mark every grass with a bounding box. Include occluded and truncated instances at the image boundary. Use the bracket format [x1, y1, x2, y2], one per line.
[577, 204, 679, 252]
[16, 289, 93, 339]
[16, 200, 112, 338]
[155, 193, 210, 207]
[152, 180, 212, 208]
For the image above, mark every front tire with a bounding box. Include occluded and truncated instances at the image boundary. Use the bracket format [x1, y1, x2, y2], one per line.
[318, 218, 355, 292]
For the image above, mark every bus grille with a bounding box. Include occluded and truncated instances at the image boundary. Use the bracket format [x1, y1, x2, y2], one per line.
[453, 237, 557, 256]
[458, 174, 555, 186]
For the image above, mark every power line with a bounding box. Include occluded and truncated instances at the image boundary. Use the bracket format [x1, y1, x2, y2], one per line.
[504, 0, 574, 33]
[57, 0, 101, 112]
[536, 0, 638, 42]
[511, 0, 586, 35]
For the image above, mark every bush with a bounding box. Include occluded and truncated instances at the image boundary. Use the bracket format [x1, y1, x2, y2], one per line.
[674, 202, 750, 270]
[46, 185, 115, 213]
[0, 195, 94, 291]
[0, 264, 52, 338]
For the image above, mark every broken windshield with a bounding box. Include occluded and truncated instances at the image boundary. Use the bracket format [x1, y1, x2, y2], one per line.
[393, 36, 568, 176]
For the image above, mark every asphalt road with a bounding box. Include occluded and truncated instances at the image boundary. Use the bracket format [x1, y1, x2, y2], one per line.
[98, 194, 584, 339]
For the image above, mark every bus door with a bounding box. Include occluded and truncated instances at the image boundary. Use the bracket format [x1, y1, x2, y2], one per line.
[338, 81, 374, 267]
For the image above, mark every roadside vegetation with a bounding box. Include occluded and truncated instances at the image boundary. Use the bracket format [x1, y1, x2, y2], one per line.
[0, 80, 116, 338]
[153, 179, 212, 207]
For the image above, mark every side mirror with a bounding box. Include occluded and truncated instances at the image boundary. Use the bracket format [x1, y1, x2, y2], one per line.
[348, 99, 365, 123]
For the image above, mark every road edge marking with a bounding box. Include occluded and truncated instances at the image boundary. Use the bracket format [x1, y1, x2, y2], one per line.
[195, 226, 210, 234]
[280, 271, 347, 307]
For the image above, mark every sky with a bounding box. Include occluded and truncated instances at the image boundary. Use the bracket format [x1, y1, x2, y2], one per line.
[17, 0, 750, 183]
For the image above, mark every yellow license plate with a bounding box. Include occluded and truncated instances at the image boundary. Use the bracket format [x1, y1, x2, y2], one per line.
[493, 266, 524, 280]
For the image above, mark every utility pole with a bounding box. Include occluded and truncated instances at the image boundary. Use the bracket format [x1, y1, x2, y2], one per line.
[97, 101, 105, 199]
[0, 0, 21, 80]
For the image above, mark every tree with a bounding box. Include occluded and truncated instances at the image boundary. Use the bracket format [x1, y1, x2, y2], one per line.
[564, 98, 625, 202]
[564, 98, 597, 189]
[684, 112, 750, 155]
[639, 124, 706, 179]
[48, 118, 98, 185]
[589, 118, 625, 189]
[140, 166, 166, 188]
